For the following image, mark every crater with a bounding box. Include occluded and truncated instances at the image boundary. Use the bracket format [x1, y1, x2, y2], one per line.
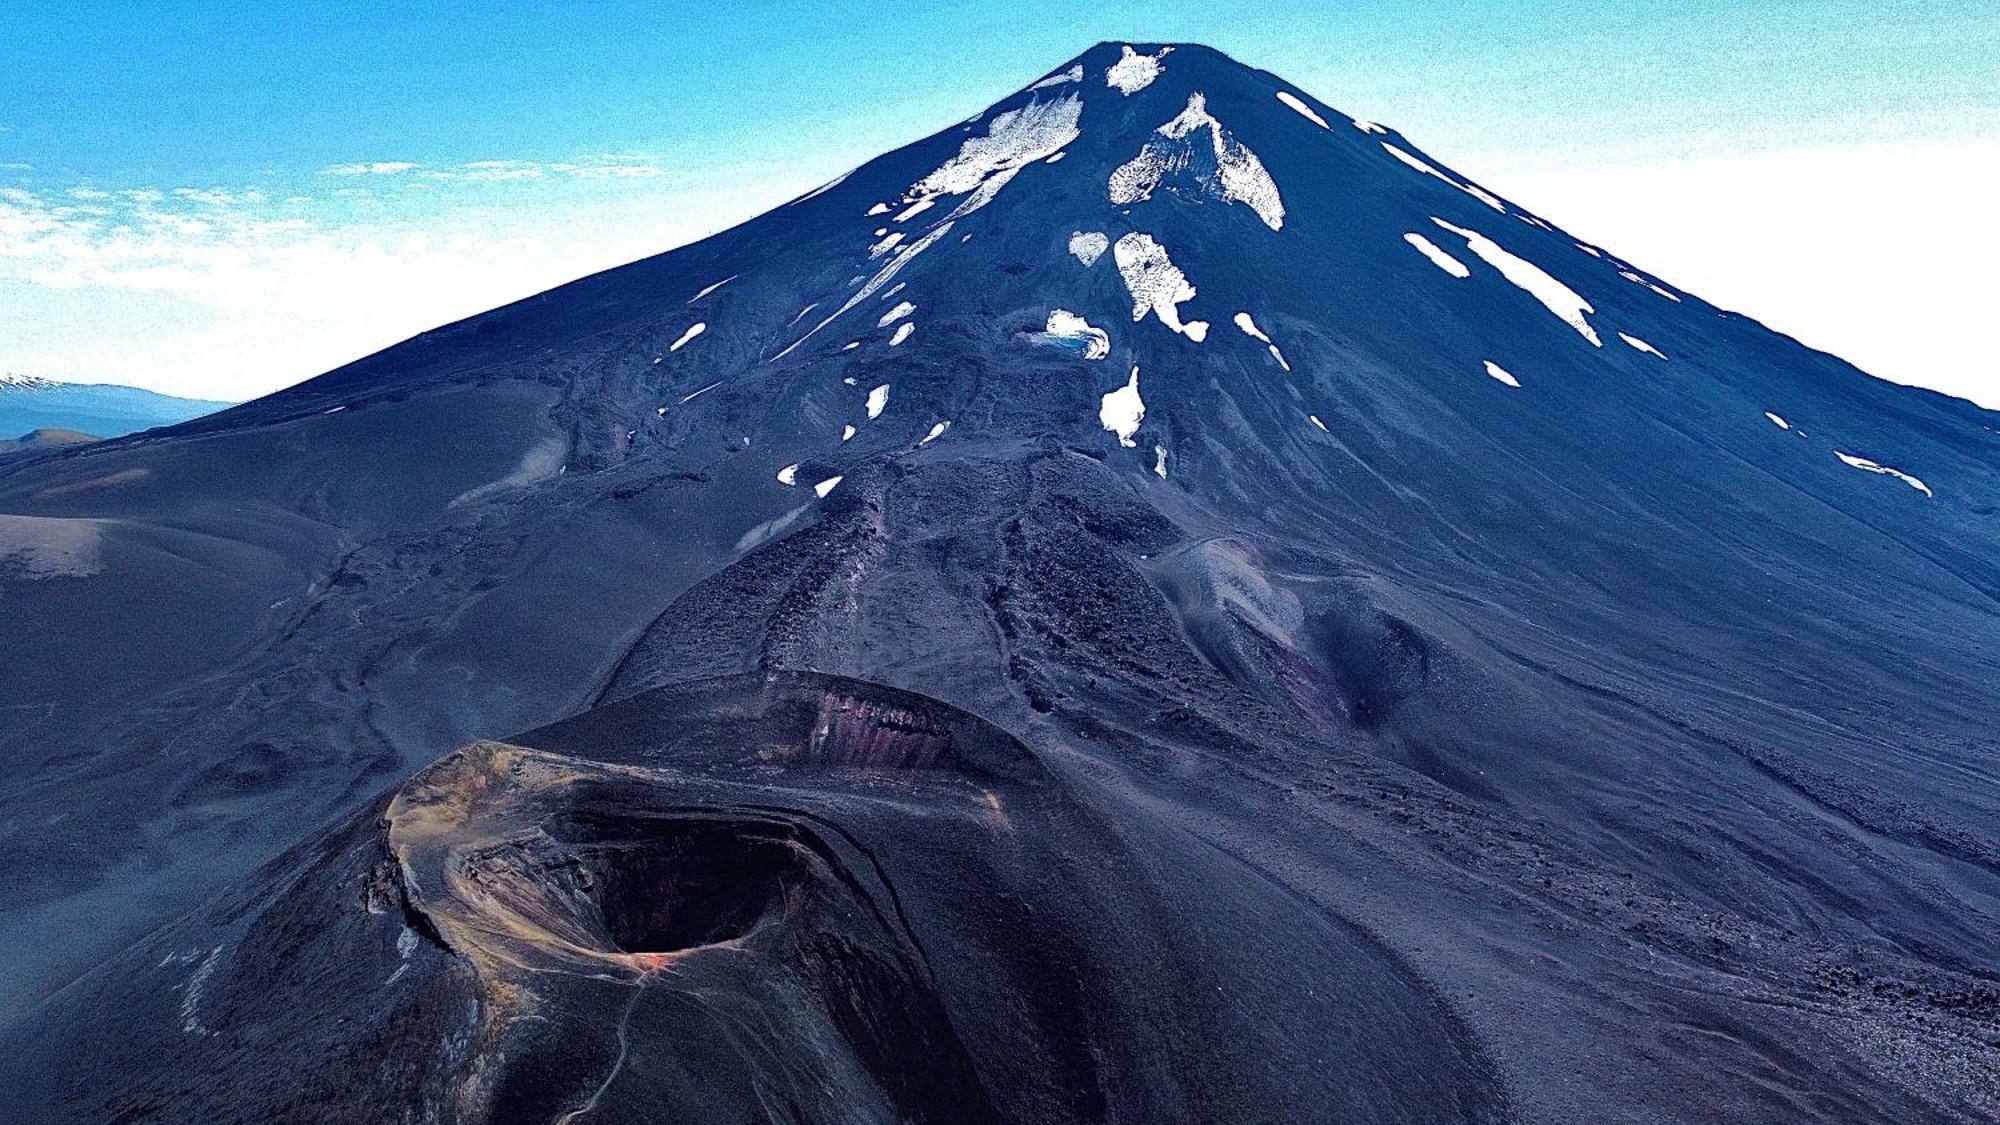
[444, 812, 817, 963]
[573, 823, 806, 954]
[391, 673, 1041, 975]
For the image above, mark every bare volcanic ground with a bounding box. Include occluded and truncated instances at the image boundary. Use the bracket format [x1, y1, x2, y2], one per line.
[2, 672, 1507, 1123]
[3, 439, 1997, 1124]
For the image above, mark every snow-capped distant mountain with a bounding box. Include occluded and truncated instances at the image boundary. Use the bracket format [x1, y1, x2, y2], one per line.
[0, 373, 231, 441]
[2, 42, 1996, 1124]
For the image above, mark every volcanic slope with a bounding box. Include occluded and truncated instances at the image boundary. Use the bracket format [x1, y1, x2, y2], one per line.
[2, 41, 1998, 1123]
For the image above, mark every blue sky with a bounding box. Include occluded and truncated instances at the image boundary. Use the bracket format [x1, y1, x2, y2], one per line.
[3, 1, 1997, 404]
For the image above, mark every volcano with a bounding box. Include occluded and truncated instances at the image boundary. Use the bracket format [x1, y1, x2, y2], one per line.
[2, 41, 1997, 1123]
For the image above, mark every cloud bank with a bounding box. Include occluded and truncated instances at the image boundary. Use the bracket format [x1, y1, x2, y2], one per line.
[0, 152, 800, 401]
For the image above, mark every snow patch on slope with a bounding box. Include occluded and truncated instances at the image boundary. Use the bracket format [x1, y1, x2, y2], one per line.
[1036, 310, 1111, 359]
[1069, 230, 1108, 267]
[1619, 333, 1667, 360]
[1404, 232, 1470, 278]
[772, 92, 1081, 361]
[1435, 218, 1601, 345]
[1114, 233, 1208, 341]
[1383, 144, 1441, 176]
[1460, 182, 1508, 212]
[1620, 270, 1683, 302]
[908, 93, 1081, 205]
[1030, 64, 1084, 90]
[1106, 45, 1171, 94]
[878, 301, 914, 327]
[1383, 143, 1506, 213]
[1835, 452, 1931, 497]
[688, 276, 735, 303]
[1275, 91, 1329, 129]
[1100, 366, 1145, 447]
[1484, 361, 1522, 388]
[792, 172, 849, 205]
[866, 384, 890, 419]
[774, 221, 954, 359]
[1233, 311, 1291, 370]
[670, 323, 706, 351]
[1110, 93, 1285, 231]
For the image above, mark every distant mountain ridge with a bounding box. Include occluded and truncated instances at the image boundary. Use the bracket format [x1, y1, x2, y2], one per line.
[0, 373, 231, 440]
[0, 428, 99, 459]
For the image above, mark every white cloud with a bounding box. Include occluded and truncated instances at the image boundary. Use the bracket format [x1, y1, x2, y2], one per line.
[0, 155, 792, 401]
[438, 159, 543, 181]
[322, 161, 420, 176]
[23, 127, 1989, 413]
[553, 161, 666, 179]
[172, 187, 268, 207]
[1473, 136, 2000, 409]
[417, 156, 666, 182]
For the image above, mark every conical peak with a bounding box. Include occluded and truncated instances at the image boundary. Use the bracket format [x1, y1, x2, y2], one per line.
[934, 40, 1406, 217]
[825, 40, 1373, 242]
[677, 38, 1749, 497]
[762, 41, 1453, 355]
[253, 39, 1714, 501]
[1062, 41, 1245, 80]
[1009, 41, 1312, 118]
